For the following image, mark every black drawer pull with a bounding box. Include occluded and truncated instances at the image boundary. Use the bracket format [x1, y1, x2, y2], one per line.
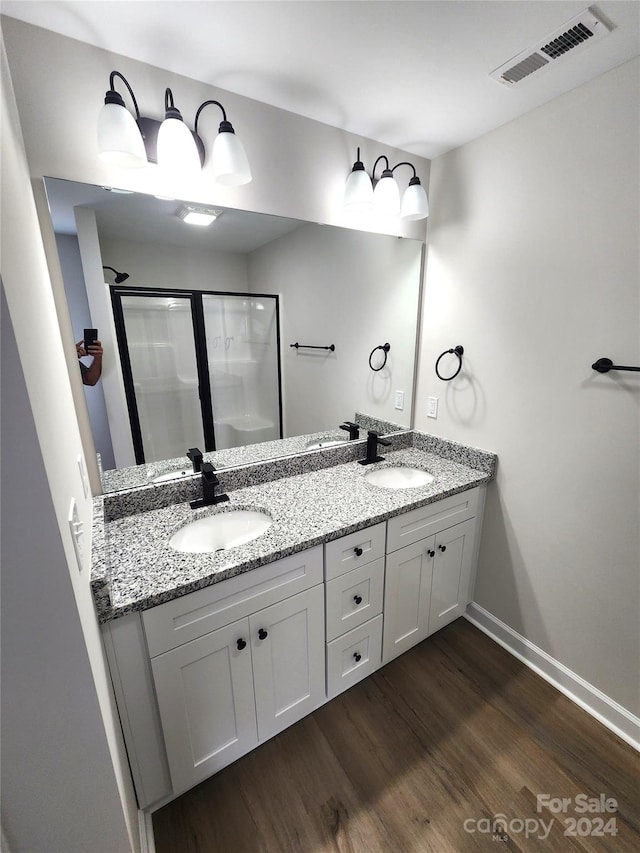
[439, 544, 447, 553]
[353, 652, 362, 662]
[354, 546, 363, 557]
[236, 638, 247, 651]
[353, 594, 363, 605]
[427, 549, 435, 558]
[258, 628, 268, 640]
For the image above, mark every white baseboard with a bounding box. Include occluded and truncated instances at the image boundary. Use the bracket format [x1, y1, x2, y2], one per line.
[464, 602, 640, 753]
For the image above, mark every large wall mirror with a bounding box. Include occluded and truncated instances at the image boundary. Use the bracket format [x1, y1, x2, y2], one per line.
[43, 178, 424, 492]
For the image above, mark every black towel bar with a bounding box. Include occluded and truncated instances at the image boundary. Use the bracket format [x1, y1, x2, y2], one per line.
[592, 357, 640, 374]
[290, 342, 335, 351]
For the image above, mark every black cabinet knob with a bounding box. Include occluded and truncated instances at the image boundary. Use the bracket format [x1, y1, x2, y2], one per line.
[427, 549, 435, 558]
[439, 544, 447, 552]
[258, 628, 268, 640]
[236, 638, 247, 651]
[353, 594, 363, 605]
[353, 652, 362, 662]
[354, 546, 363, 557]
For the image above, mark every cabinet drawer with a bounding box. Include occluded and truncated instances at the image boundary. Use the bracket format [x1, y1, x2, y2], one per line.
[325, 557, 384, 641]
[143, 546, 323, 657]
[324, 522, 386, 580]
[386, 488, 479, 553]
[326, 615, 383, 699]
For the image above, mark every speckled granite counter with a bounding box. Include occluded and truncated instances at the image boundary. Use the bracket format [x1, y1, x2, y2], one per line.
[101, 412, 407, 493]
[93, 436, 496, 623]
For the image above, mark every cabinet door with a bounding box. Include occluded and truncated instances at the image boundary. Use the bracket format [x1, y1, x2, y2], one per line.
[429, 518, 475, 634]
[150, 617, 258, 794]
[250, 585, 325, 742]
[382, 537, 434, 664]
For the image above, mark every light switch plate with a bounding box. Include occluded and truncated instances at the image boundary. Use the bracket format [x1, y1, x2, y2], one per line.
[68, 498, 84, 573]
[394, 390, 405, 411]
[427, 396, 438, 418]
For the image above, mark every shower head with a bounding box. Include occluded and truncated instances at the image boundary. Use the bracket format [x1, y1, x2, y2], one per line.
[103, 265, 130, 284]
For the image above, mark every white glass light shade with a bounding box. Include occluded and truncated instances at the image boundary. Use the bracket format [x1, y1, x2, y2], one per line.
[157, 117, 202, 177]
[97, 102, 147, 168]
[373, 175, 401, 216]
[400, 182, 429, 220]
[211, 131, 252, 186]
[343, 169, 373, 212]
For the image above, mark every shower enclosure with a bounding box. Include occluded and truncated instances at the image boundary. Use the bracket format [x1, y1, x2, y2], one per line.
[111, 286, 282, 464]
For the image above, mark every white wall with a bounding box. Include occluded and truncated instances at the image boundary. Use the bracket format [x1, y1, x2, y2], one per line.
[56, 232, 116, 469]
[249, 223, 422, 434]
[415, 58, 640, 716]
[1, 35, 138, 852]
[99, 236, 249, 292]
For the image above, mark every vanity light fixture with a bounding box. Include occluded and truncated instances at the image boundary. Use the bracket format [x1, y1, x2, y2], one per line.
[177, 205, 222, 226]
[97, 71, 252, 186]
[343, 149, 429, 221]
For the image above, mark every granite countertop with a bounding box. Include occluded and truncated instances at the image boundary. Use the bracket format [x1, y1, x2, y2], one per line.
[94, 442, 495, 623]
[100, 411, 407, 493]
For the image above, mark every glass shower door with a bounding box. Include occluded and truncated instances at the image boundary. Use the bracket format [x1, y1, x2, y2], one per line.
[118, 294, 204, 463]
[202, 294, 281, 450]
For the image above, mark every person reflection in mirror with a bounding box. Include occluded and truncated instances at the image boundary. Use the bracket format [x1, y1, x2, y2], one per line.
[76, 338, 103, 386]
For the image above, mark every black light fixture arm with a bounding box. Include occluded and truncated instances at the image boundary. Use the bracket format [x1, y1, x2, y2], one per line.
[164, 87, 184, 120]
[105, 71, 141, 119]
[392, 161, 418, 179]
[392, 161, 422, 188]
[372, 155, 392, 180]
[194, 100, 234, 135]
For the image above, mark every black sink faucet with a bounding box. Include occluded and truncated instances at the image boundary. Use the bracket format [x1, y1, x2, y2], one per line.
[190, 462, 229, 508]
[358, 431, 392, 466]
[187, 447, 203, 472]
[340, 421, 360, 440]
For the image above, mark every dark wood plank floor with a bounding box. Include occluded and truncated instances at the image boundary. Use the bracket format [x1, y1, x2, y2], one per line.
[152, 619, 640, 852]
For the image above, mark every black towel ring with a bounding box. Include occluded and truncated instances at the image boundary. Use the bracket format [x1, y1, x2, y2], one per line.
[369, 342, 391, 372]
[435, 345, 464, 381]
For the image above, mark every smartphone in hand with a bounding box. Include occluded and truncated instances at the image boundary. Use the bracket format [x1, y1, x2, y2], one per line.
[84, 328, 98, 351]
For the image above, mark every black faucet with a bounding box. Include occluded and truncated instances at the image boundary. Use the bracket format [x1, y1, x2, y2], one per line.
[340, 421, 360, 440]
[190, 462, 229, 508]
[187, 447, 203, 473]
[358, 431, 392, 466]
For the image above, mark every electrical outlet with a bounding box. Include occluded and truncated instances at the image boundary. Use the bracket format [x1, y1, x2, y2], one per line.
[427, 396, 439, 418]
[68, 498, 84, 572]
[394, 390, 405, 411]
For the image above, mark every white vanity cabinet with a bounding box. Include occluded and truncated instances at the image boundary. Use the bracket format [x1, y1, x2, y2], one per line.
[140, 546, 325, 796]
[382, 488, 481, 664]
[102, 483, 487, 808]
[324, 523, 386, 697]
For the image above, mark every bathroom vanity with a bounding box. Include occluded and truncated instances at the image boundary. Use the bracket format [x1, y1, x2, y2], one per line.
[96, 431, 496, 808]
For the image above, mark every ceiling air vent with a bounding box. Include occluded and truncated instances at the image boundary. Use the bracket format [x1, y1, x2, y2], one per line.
[490, 7, 612, 86]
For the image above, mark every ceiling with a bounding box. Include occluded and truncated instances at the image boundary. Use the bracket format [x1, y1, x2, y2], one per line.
[3, 1, 639, 159]
[44, 177, 304, 252]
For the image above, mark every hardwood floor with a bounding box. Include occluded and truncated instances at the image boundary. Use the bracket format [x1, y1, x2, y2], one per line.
[152, 619, 640, 852]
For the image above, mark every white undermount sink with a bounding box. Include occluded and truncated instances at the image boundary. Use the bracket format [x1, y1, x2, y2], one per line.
[170, 510, 273, 553]
[364, 466, 435, 489]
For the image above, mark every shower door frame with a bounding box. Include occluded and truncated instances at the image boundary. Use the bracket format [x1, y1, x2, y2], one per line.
[110, 285, 283, 465]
